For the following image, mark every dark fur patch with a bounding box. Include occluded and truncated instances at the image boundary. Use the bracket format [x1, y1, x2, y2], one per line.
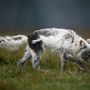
[28, 29, 52, 52]
[81, 49, 90, 61]
[79, 40, 87, 49]
[80, 40, 83, 46]
[28, 31, 43, 52]
[64, 33, 74, 43]
[34, 30, 51, 36]
[13, 37, 22, 40]
[0, 40, 5, 43]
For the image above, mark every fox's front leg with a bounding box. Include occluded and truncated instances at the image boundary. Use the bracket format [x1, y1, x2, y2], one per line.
[60, 53, 67, 72]
[63, 52, 87, 71]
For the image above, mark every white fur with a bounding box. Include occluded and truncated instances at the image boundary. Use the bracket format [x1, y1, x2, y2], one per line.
[32, 28, 90, 55]
[86, 39, 90, 44]
[18, 28, 90, 71]
[0, 35, 28, 51]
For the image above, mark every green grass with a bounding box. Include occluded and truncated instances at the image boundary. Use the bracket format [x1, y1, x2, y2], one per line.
[0, 47, 90, 90]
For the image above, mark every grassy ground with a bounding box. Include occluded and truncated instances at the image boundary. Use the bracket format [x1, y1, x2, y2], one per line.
[0, 47, 90, 90]
[0, 31, 90, 90]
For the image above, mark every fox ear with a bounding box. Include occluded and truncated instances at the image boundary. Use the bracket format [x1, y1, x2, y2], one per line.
[80, 40, 86, 49]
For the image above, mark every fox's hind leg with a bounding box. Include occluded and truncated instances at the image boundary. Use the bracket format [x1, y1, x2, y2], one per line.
[31, 48, 43, 70]
[18, 45, 32, 67]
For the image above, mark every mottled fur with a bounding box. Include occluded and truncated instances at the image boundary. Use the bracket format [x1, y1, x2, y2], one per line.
[18, 28, 90, 72]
